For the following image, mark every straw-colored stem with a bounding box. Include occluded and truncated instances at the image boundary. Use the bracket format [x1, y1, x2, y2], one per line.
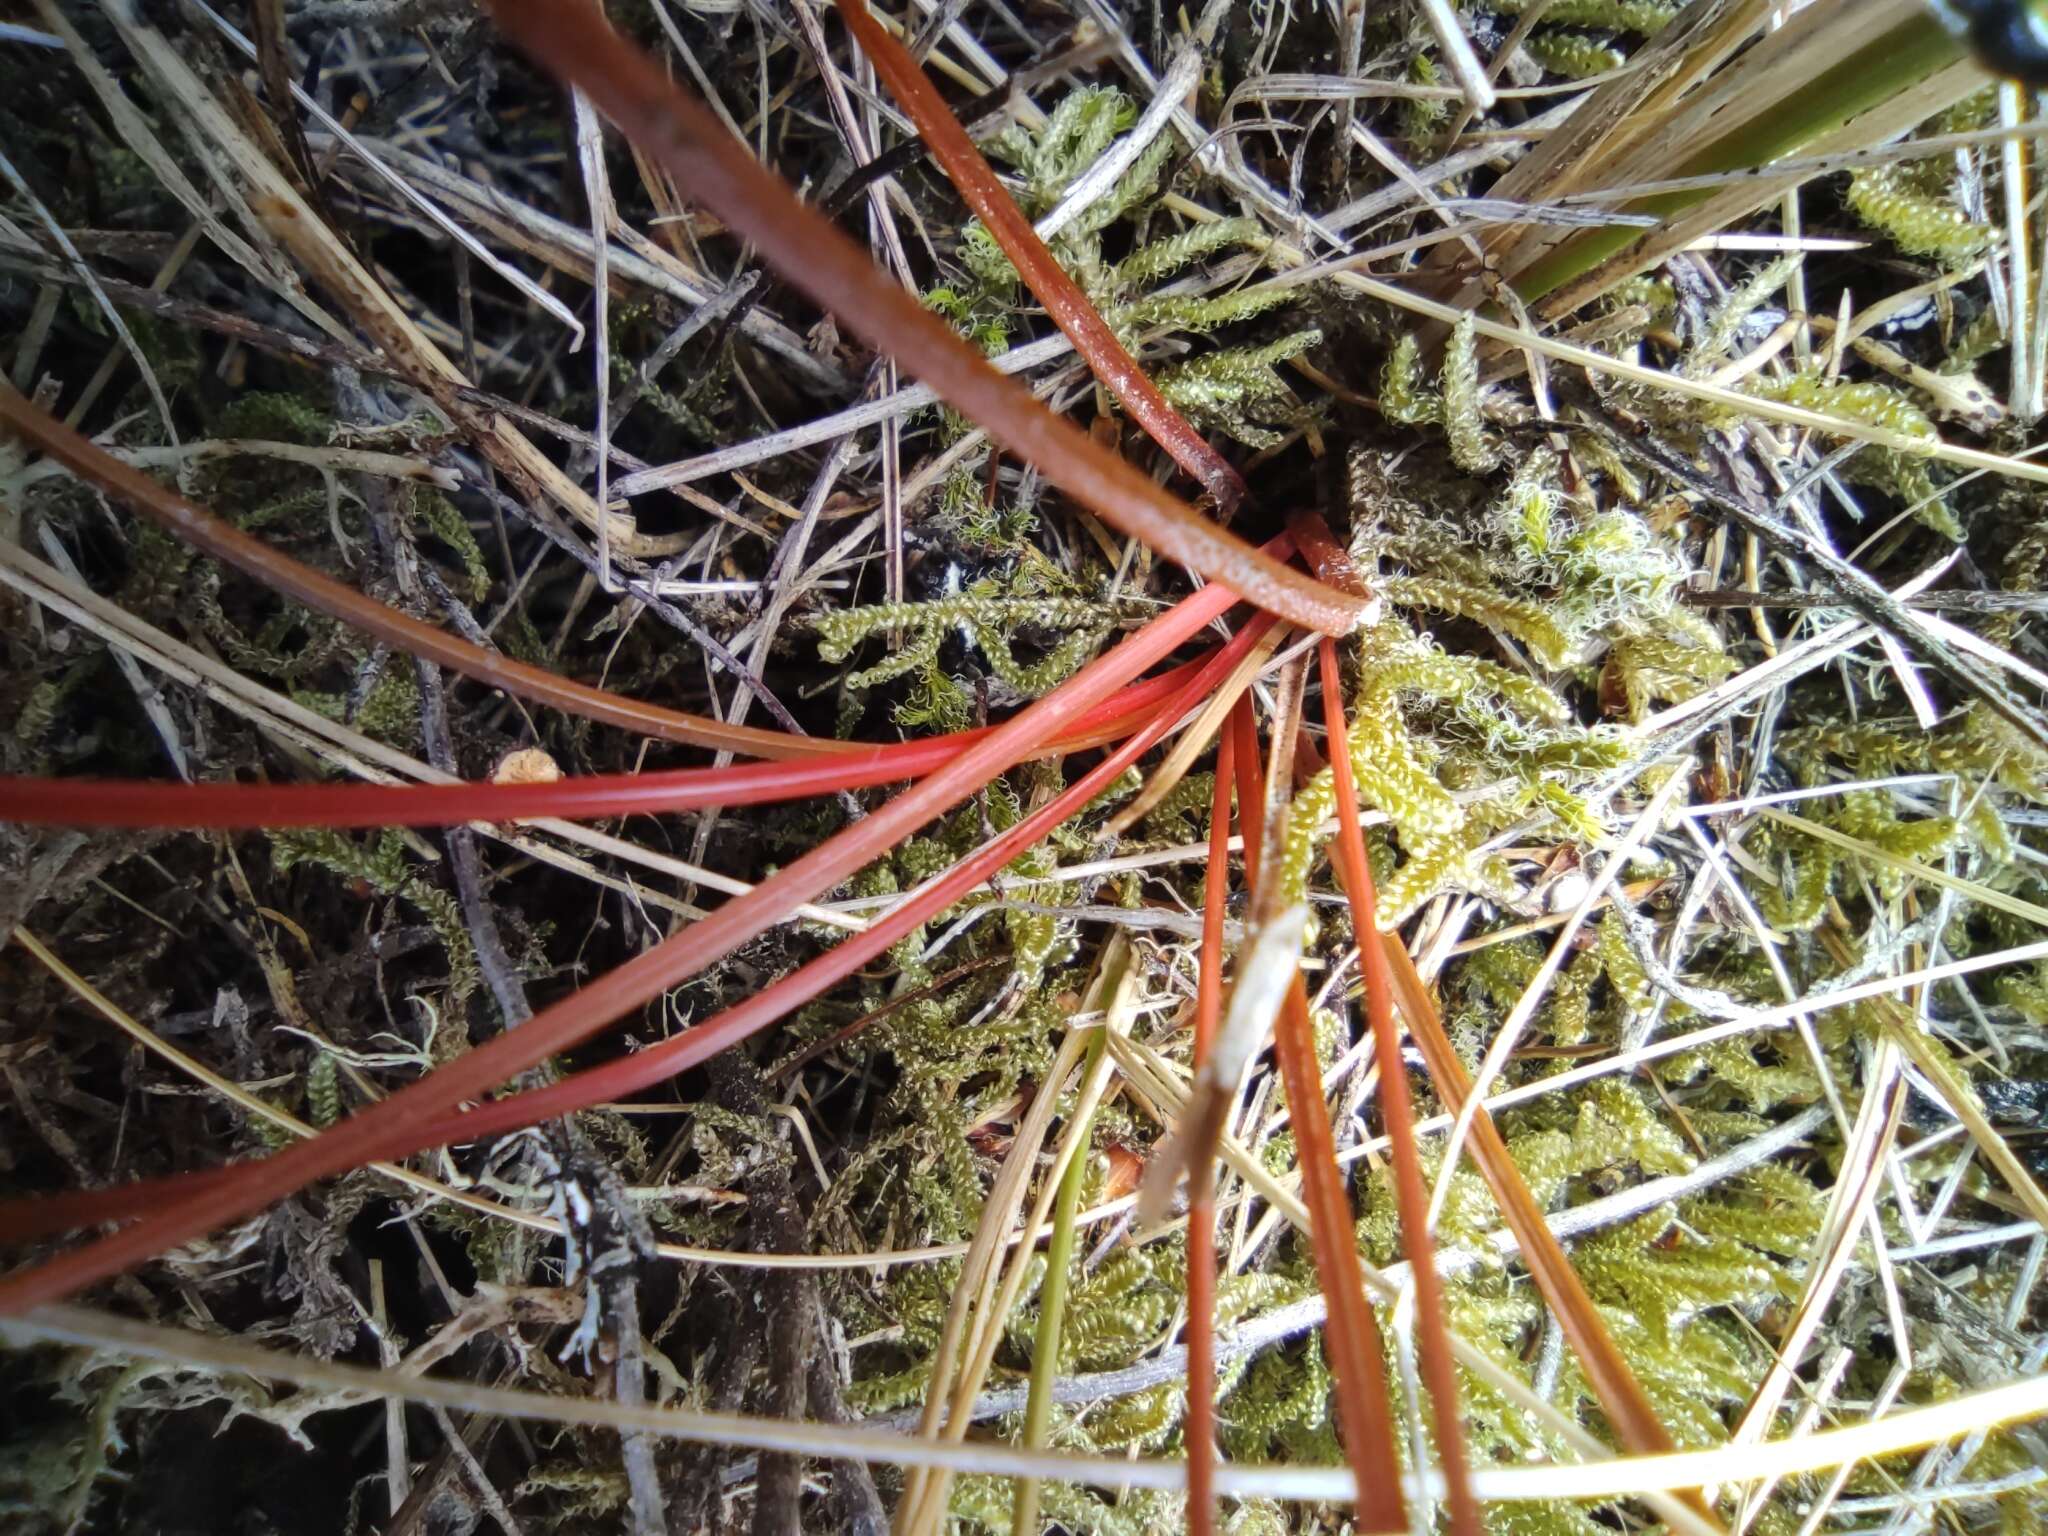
[1011, 1024, 1108, 1536]
[1513, 11, 1962, 304]
[1185, 724, 1236, 1536]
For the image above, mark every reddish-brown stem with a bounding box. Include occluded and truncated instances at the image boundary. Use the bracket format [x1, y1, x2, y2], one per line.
[0, 651, 1220, 830]
[0, 1165, 240, 1245]
[1184, 725, 1234, 1536]
[1376, 931, 1719, 1523]
[1229, 696, 1264, 873]
[1285, 512, 1714, 1526]
[481, 0, 1367, 636]
[1276, 988, 1405, 1525]
[3, 615, 1273, 1247]
[832, 0, 1248, 514]
[0, 380, 846, 761]
[0, 567, 1263, 1311]
[1284, 510, 1374, 604]
[1229, 718, 1406, 1531]
[1318, 637, 1481, 1536]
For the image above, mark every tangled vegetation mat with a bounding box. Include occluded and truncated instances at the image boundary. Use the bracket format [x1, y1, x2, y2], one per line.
[2, 1, 2047, 1533]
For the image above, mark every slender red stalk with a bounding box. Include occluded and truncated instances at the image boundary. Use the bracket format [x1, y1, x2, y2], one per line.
[482, 0, 1365, 636]
[1229, 714, 1407, 1532]
[0, 1164, 244, 1245]
[1184, 726, 1233, 1536]
[1274, 981, 1407, 1528]
[1287, 513, 1716, 1526]
[0, 650, 1221, 830]
[0, 380, 846, 762]
[3, 616, 1274, 1246]
[0, 561, 1261, 1318]
[1318, 637, 1481, 1536]
[1378, 930, 1720, 1519]
[0, 564, 1259, 1313]
[1229, 696, 1264, 872]
[831, 0, 1248, 514]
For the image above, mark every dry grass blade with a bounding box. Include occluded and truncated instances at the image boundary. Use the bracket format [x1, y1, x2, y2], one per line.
[1133, 853, 1303, 1227]
[1184, 723, 1235, 1536]
[481, 0, 1367, 635]
[1817, 929, 2048, 1236]
[0, 381, 850, 760]
[1453, 0, 1973, 313]
[1714, 1032, 1906, 1500]
[11, 1301, 2048, 1503]
[896, 940, 1135, 1536]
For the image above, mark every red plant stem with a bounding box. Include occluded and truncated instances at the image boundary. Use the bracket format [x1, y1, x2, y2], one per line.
[1273, 980, 1406, 1529]
[1229, 713, 1406, 1531]
[1318, 637, 1481, 1536]
[1283, 510, 1374, 606]
[0, 1164, 242, 1245]
[3, 615, 1273, 1247]
[1286, 510, 1714, 1524]
[386, 624, 1271, 1144]
[832, 0, 1248, 514]
[0, 650, 1220, 830]
[1229, 696, 1264, 874]
[1184, 725, 1234, 1536]
[1380, 926, 1717, 1504]
[0, 570, 1264, 1311]
[0, 380, 846, 762]
[481, 0, 1366, 637]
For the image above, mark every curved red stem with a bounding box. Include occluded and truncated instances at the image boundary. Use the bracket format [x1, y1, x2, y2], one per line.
[2, 615, 1272, 1247]
[0, 651, 1217, 830]
[0, 561, 1265, 1310]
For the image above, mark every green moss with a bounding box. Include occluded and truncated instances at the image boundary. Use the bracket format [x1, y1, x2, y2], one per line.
[1523, 31, 1628, 79]
[1847, 161, 1996, 267]
[1494, 0, 1678, 32]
